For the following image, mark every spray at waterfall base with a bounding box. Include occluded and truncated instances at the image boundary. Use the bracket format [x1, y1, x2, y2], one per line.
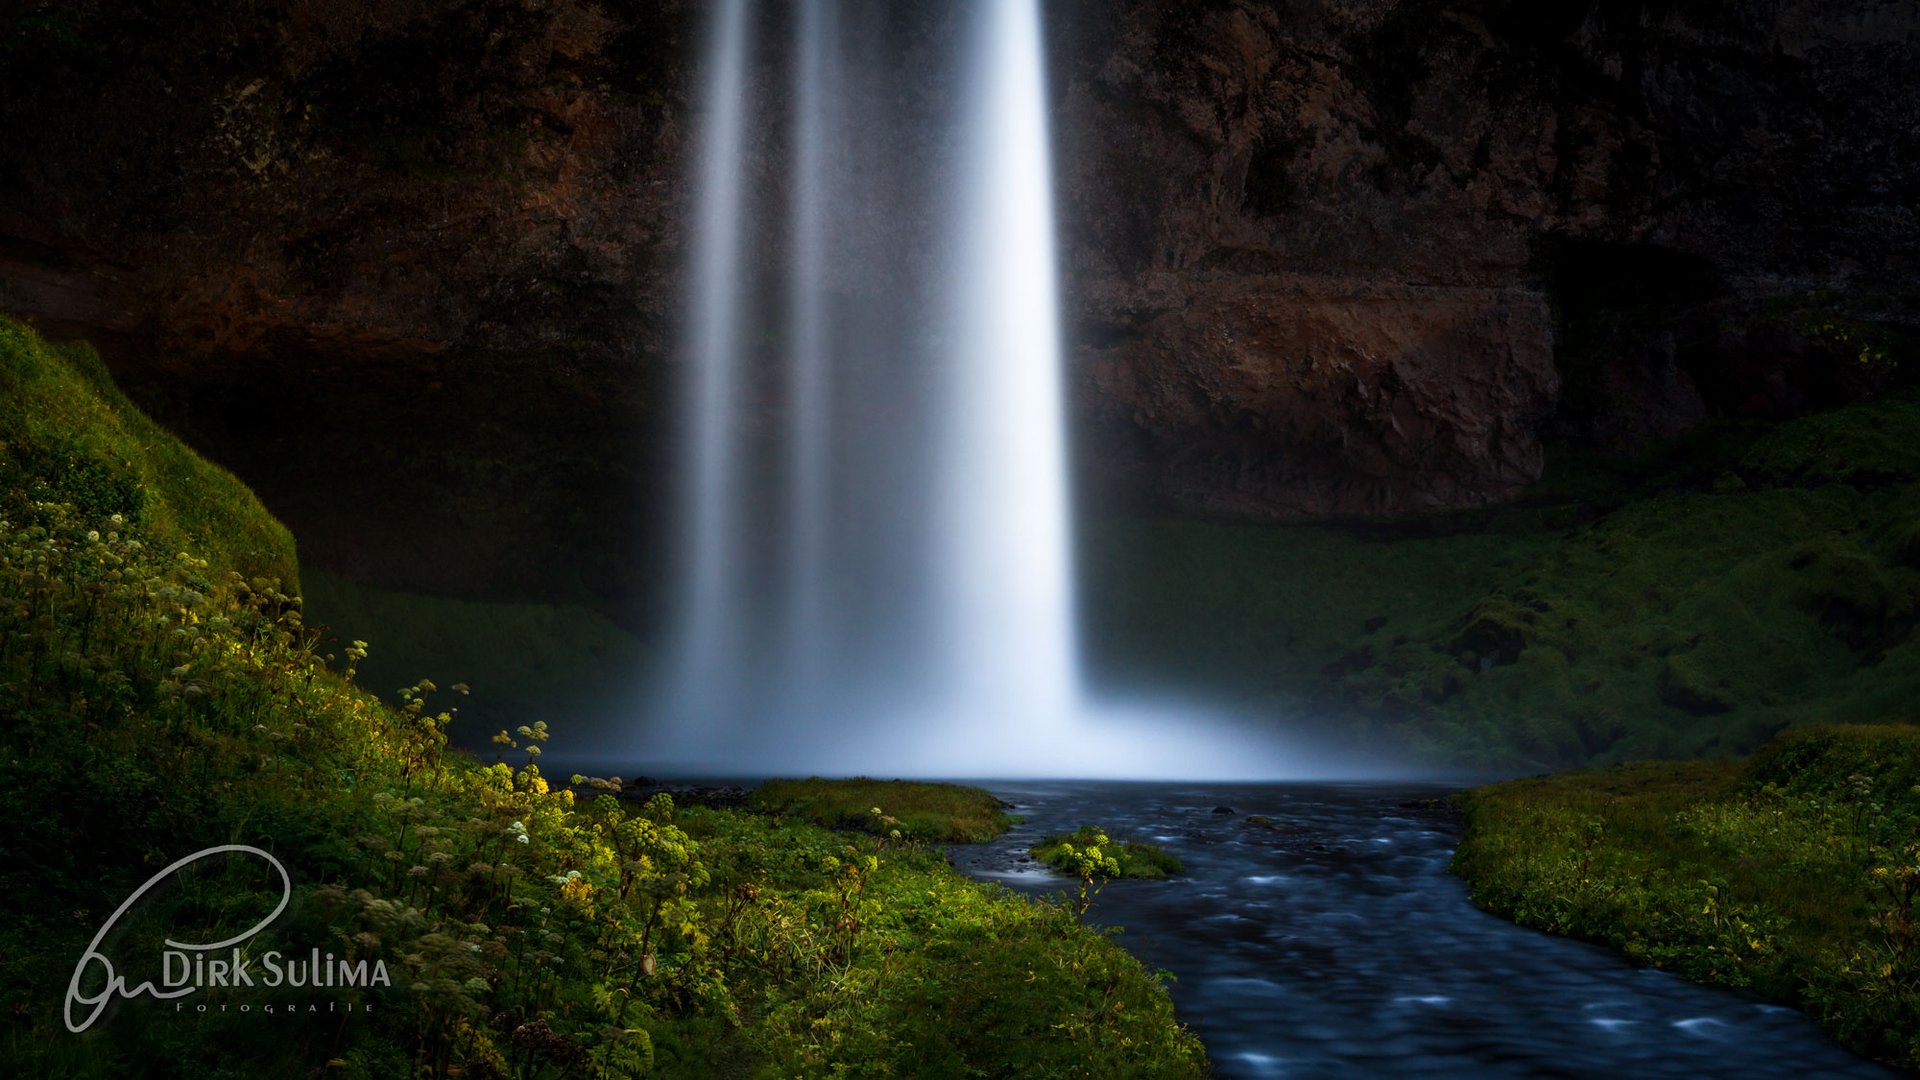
[648, 0, 1308, 780]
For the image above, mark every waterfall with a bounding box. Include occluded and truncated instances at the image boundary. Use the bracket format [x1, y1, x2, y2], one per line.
[656, 0, 1293, 779]
[932, 0, 1079, 733]
[667, 0, 754, 733]
[778, 0, 840, 700]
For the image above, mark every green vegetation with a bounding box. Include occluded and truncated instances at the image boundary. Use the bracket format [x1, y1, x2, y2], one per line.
[1452, 725, 1920, 1070]
[1083, 389, 1920, 770]
[0, 320, 1205, 1077]
[1030, 826, 1182, 924]
[1032, 826, 1183, 882]
[750, 777, 1018, 844]
[0, 316, 297, 589]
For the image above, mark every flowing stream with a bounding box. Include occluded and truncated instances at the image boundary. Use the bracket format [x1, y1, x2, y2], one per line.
[950, 782, 1895, 1079]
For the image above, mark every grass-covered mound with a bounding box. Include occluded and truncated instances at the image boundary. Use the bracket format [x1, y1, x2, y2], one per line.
[1451, 725, 1920, 1069]
[0, 320, 1206, 1077]
[1033, 826, 1183, 880]
[750, 777, 1018, 843]
[1082, 389, 1920, 770]
[0, 316, 297, 589]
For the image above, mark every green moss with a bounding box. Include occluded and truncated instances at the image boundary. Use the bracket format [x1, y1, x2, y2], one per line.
[1452, 725, 1920, 1070]
[1742, 392, 1920, 487]
[1085, 391, 1920, 770]
[0, 316, 298, 590]
[750, 777, 1019, 844]
[1032, 826, 1184, 880]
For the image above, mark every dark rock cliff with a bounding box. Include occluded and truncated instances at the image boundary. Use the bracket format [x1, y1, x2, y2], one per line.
[1052, 0, 1917, 513]
[1, 0, 1914, 605]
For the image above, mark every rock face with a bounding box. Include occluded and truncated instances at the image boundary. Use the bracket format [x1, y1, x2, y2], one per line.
[1078, 276, 1557, 517]
[1051, 0, 1918, 513]
[0, 0, 696, 603]
[0, 1, 1915, 601]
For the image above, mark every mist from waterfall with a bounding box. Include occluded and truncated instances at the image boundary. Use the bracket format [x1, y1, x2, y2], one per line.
[655, 0, 1304, 779]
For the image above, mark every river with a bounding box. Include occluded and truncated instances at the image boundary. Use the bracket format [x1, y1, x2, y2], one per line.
[947, 781, 1892, 1079]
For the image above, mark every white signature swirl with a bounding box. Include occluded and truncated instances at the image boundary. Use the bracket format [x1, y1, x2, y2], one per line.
[64, 845, 291, 1034]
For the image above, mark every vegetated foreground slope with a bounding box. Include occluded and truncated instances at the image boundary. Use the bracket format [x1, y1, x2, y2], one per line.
[0, 317, 1204, 1078]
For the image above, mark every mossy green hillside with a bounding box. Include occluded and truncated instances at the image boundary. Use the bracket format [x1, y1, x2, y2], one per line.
[750, 777, 1018, 844]
[0, 315, 297, 590]
[1082, 390, 1920, 770]
[0, 319, 1205, 1077]
[1033, 826, 1183, 880]
[1451, 724, 1920, 1070]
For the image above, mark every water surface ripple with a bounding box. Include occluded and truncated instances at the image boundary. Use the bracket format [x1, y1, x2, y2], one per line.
[947, 781, 1892, 1079]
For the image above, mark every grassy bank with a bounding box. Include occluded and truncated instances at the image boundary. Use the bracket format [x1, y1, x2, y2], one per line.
[0, 318, 1205, 1077]
[1083, 392, 1920, 770]
[1452, 725, 1920, 1069]
[749, 777, 1019, 844]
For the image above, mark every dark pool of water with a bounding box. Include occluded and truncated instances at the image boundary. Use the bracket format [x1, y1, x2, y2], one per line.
[946, 781, 1894, 1079]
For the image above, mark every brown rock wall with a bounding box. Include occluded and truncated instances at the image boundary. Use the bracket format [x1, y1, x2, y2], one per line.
[0, 0, 1913, 599]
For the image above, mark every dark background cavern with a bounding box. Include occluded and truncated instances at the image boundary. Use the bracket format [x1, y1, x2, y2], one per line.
[3, 0, 1916, 769]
